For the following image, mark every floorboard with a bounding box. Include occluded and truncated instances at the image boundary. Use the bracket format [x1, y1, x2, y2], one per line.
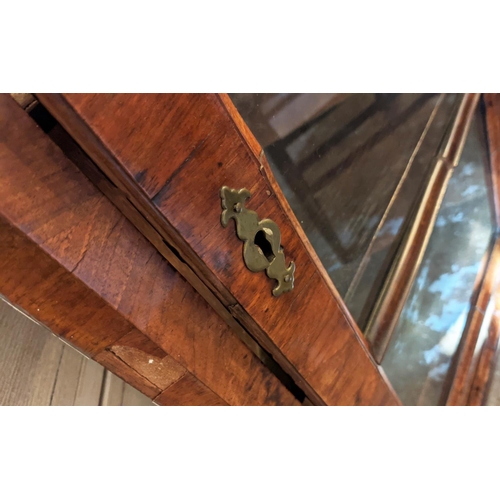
[0, 297, 154, 406]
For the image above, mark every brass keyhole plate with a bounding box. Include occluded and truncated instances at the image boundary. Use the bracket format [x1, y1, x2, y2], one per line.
[220, 186, 295, 297]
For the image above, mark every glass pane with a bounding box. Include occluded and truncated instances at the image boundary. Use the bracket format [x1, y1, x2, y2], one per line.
[232, 94, 496, 405]
[230, 93, 461, 326]
[381, 108, 495, 405]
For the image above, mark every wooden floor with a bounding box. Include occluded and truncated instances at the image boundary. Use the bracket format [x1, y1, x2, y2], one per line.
[0, 297, 153, 406]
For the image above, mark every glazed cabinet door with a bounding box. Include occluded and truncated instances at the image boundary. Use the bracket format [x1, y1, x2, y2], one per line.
[230, 93, 500, 406]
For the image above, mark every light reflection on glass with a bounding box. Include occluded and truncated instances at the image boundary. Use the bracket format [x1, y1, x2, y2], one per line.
[381, 108, 495, 406]
[230, 94, 495, 405]
[229, 93, 446, 322]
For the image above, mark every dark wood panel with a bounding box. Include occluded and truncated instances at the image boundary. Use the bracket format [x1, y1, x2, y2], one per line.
[37, 93, 399, 405]
[0, 94, 299, 406]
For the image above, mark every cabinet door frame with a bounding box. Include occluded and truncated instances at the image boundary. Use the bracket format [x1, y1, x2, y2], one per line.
[37, 93, 399, 405]
[0, 93, 298, 406]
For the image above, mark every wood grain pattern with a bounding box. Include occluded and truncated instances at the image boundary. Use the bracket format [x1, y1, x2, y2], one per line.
[485, 94, 500, 227]
[444, 239, 500, 406]
[467, 307, 500, 405]
[154, 373, 228, 406]
[485, 306, 500, 406]
[464, 93, 500, 405]
[0, 94, 299, 406]
[94, 350, 162, 400]
[93, 330, 186, 400]
[108, 332, 187, 390]
[42, 119, 299, 400]
[37, 93, 399, 405]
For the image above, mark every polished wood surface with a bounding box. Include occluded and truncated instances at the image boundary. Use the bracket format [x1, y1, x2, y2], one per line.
[37, 93, 399, 405]
[43, 119, 296, 397]
[0, 94, 298, 406]
[445, 239, 500, 405]
[468, 305, 500, 405]
[463, 93, 500, 405]
[154, 373, 227, 406]
[486, 94, 500, 227]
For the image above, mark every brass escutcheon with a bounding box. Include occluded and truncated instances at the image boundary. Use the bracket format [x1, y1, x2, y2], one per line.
[220, 186, 295, 297]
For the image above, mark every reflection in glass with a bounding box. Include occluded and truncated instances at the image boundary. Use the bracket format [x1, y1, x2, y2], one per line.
[381, 108, 495, 405]
[230, 94, 458, 326]
[231, 94, 496, 405]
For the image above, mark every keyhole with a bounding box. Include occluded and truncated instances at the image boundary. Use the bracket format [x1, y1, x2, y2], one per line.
[254, 230, 275, 263]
